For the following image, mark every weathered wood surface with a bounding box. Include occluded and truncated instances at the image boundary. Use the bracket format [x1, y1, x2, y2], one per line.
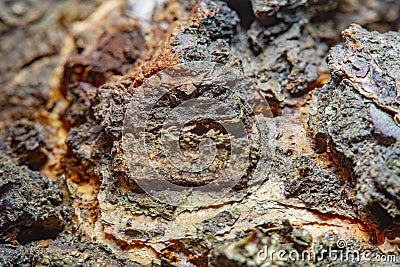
[0, 0, 399, 266]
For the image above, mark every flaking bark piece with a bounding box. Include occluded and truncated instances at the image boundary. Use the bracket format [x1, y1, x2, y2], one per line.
[62, 23, 145, 92]
[0, 119, 54, 171]
[0, 232, 143, 266]
[309, 25, 400, 241]
[0, 152, 65, 244]
[250, 0, 336, 26]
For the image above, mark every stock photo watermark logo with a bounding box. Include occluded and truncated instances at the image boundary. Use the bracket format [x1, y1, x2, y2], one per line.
[257, 239, 399, 264]
[122, 61, 274, 207]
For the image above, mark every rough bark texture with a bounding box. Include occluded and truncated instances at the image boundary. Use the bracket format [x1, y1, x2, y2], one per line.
[309, 25, 400, 242]
[1, 0, 400, 266]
